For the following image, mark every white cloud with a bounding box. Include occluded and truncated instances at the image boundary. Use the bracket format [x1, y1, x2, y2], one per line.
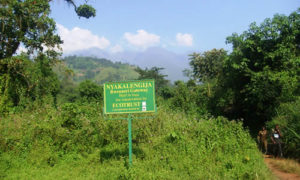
[124, 30, 160, 49]
[176, 33, 193, 46]
[57, 24, 110, 53]
[110, 44, 123, 53]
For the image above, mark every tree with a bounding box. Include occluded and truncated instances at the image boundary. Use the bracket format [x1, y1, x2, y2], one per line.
[135, 67, 170, 92]
[0, 0, 96, 112]
[0, 0, 96, 60]
[188, 49, 227, 97]
[218, 9, 300, 128]
[78, 80, 102, 102]
[0, 54, 60, 112]
[189, 48, 227, 82]
[165, 80, 209, 115]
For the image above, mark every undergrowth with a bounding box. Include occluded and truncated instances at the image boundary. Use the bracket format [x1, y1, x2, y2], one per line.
[0, 103, 271, 179]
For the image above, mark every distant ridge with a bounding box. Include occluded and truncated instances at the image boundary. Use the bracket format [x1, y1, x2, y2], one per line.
[61, 56, 139, 84]
[63, 47, 190, 82]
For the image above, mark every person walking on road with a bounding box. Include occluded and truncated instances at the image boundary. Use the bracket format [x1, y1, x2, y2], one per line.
[257, 126, 268, 154]
[271, 125, 283, 158]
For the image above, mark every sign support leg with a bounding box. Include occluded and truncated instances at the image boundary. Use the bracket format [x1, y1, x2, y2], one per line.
[128, 114, 133, 166]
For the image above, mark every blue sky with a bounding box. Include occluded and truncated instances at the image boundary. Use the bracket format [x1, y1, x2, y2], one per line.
[50, 0, 299, 54]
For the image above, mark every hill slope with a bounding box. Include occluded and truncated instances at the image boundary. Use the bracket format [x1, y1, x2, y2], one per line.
[65, 47, 190, 82]
[61, 56, 139, 84]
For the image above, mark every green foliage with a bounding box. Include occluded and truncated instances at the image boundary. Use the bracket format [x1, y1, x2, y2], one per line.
[61, 56, 139, 84]
[64, 0, 96, 19]
[161, 80, 209, 115]
[135, 66, 170, 92]
[170, 81, 197, 114]
[0, 0, 62, 59]
[0, 2, 298, 178]
[159, 86, 175, 99]
[0, 0, 95, 58]
[0, 0, 96, 112]
[220, 9, 300, 127]
[267, 97, 300, 158]
[56, 79, 103, 104]
[186, 9, 300, 130]
[76, 4, 96, 18]
[78, 80, 103, 102]
[189, 48, 227, 82]
[0, 54, 59, 113]
[0, 103, 271, 179]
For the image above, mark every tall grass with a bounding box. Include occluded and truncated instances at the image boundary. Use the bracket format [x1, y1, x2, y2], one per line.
[268, 158, 300, 176]
[0, 103, 271, 179]
[267, 97, 300, 159]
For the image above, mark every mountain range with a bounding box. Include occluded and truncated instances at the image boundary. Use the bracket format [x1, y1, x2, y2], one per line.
[64, 47, 191, 82]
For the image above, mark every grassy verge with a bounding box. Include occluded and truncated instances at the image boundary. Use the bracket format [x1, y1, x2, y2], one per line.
[0, 103, 272, 179]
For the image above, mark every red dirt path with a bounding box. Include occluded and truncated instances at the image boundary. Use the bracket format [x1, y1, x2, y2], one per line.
[264, 157, 300, 180]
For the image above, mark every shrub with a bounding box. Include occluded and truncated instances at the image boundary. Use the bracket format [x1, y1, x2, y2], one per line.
[78, 80, 103, 102]
[0, 103, 271, 179]
[267, 97, 300, 159]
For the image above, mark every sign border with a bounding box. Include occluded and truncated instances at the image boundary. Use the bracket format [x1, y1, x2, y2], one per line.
[103, 79, 156, 114]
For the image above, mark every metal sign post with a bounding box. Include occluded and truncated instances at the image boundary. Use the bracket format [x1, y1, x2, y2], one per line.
[103, 80, 156, 167]
[128, 114, 133, 166]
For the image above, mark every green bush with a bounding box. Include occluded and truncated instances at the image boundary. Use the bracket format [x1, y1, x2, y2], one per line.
[267, 97, 300, 158]
[78, 80, 103, 102]
[0, 55, 59, 114]
[0, 102, 271, 179]
[163, 81, 209, 116]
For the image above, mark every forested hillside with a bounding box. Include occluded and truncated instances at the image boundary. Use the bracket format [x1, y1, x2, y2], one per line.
[60, 56, 139, 84]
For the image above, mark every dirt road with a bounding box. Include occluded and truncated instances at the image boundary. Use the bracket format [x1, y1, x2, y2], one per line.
[264, 157, 300, 180]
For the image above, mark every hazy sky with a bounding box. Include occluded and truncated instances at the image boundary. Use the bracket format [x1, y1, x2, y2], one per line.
[50, 0, 299, 54]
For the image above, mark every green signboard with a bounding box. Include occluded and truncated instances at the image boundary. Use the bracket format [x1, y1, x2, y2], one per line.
[103, 80, 156, 114]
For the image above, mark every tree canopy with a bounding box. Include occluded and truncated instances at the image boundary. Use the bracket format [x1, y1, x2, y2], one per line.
[0, 0, 96, 60]
[0, 0, 96, 112]
[189, 48, 227, 82]
[187, 9, 300, 128]
[222, 9, 300, 125]
[135, 67, 170, 92]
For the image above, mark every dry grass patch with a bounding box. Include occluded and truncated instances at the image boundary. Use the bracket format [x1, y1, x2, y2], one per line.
[269, 158, 300, 176]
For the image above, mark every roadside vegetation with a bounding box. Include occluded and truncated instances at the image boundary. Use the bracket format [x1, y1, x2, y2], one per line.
[0, 102, 271, 179]
[0, 0, 299, 179]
